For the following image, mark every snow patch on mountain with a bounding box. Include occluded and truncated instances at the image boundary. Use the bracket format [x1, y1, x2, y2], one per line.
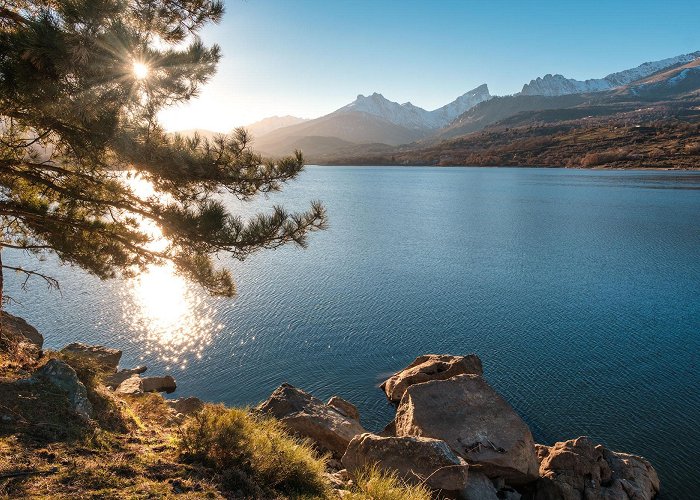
[334, 85, 491, 130]
[520, 51, 700, 96]
[668, 67, 698, 85]
[430, 84, 492, 124]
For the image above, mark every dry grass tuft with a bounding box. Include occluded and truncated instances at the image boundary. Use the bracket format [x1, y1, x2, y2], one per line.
[178, 403, 331, 498]
[344, 464, 432, 500]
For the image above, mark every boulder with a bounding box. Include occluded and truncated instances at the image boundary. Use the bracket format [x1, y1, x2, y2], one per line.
[142, 375, 176, 393]
[395, 374, 539, 484]
[342, 432, 469, 491]
[534, 436, 660, 500]
[167, 396, 204, 415]
[34, 359, 93, 419]
[257, 383, 366, 457]
[380, 420, 396, 437]
[327, 396, 360, 421]
[103, 366, 147, 388]
[61, 343, 122, 372]
[1, 311, 43, 349]
[115, 375, 144, 395]
[459, 471, 499, 500]
[381, 354, 483, 403]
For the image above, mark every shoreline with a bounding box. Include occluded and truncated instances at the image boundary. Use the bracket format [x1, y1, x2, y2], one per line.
[0, 320, 663, 499]
[310, 163, 700, 171]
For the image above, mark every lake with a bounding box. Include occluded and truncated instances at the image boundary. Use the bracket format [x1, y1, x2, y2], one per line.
[5, 166, 700, 497]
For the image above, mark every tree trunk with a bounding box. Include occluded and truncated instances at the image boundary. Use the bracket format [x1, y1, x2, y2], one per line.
[0, 246, 3, 335]
[0, 246, 3, 309]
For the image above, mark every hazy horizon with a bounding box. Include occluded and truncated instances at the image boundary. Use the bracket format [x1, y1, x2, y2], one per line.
[158, 0, 700, 133]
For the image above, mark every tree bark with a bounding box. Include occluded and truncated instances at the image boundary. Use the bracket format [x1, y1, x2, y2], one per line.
[0, 246, 4, 334]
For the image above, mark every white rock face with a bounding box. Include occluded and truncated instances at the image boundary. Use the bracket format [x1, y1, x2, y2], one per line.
[430, 84, 492, 124]
[333, 84, 491, 130]
[520, 51, 700, 96]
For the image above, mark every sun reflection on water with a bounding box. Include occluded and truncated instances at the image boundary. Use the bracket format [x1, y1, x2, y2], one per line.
[119, 173, 223, 366]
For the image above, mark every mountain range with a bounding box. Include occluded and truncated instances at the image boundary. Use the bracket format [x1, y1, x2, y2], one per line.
[519, 52, 700, 96]
[250, 84, 492, 156]
[183, 50, 700, 167]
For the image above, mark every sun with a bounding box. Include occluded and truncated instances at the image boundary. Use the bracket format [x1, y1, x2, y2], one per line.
[133, 61, 149, 80]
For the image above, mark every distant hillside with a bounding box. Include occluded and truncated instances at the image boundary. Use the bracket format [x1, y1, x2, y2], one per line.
[253, 111, 430, 157]
[317, 63, 700, 169]
[253, 85, 491, 158]
[173, 50, 700, 166]
[245, 115, 308, 138]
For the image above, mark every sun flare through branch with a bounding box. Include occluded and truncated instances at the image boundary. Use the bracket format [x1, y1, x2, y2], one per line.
[133, 61, 149, 80]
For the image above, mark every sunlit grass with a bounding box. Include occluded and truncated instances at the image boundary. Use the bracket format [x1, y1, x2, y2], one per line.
[178, 404, 331, 498]
[344, 465, 432, 500]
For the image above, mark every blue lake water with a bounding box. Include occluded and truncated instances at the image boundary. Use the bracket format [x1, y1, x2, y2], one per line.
[5, 166, 700, 497]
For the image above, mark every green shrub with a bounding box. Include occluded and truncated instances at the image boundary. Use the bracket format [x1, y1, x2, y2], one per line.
[345, 464, 432, 500]
[178, 404, 330, 498]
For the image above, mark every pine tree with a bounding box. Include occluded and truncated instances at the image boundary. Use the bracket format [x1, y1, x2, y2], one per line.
[0, 0, 327, 305]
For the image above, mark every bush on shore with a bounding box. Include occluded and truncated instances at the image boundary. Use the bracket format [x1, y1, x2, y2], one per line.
[178, 404, 331, 498]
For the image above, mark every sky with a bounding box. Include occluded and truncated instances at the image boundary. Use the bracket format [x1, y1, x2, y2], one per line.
[158, 0, 700, 132]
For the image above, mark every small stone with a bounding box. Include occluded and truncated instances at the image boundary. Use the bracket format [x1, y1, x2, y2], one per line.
[166, 396, 204, 415]
[103, 366, 147, 388]
[115, 375, 144, 395]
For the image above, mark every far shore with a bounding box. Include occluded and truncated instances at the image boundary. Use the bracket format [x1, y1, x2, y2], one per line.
[311, 163, 700, 171]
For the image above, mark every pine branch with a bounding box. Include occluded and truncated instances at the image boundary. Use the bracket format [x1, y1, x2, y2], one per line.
[2, 265, 60, 291]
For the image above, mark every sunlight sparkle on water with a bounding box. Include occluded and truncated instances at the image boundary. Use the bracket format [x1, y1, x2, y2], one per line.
[119, 173, 224, 364]
[124, 262, 219, 364]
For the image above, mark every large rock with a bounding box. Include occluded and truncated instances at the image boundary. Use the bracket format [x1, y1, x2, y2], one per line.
[61, 343, 122, 372]
[381, 354, 483, 403]
[34, 359, 93, 419]
[534, 436, 660, 500]
[257, 383, 366, 457]
[142, 375, 176, 393]
[342, 432, 469, 491]
[395, 374, 539, 484]
[1, 312, 43, 353]
[103, 366, 148, 388]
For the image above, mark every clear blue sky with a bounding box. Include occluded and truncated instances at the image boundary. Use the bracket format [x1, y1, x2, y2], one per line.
[158, 0, 700, 132]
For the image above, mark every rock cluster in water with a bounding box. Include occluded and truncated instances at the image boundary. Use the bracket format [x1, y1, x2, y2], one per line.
[3, 317, 660, 499]
[258, 353, 660, 499]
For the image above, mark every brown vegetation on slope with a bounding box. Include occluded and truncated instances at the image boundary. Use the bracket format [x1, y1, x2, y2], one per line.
[319, 99, 700, 169]
[0, 327, 429, 499]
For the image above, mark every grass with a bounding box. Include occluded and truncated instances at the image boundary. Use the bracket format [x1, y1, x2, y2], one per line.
[0, 346, 438, 499]
[344, 465, 432, 500]
[178, 404, 331, 498]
